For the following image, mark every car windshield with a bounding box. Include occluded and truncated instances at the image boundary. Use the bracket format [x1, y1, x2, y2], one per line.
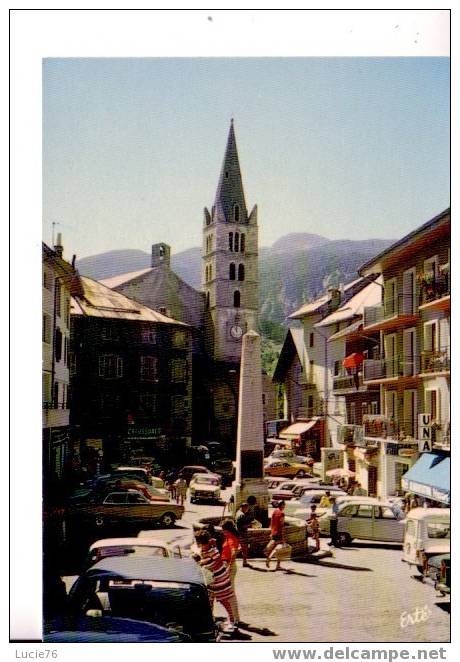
[92, 546, 167, 563]
[195, 477, 219, 485]
[427, 521, 450, 539]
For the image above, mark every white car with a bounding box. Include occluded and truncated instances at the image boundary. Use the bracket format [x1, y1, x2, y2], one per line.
[402, 507, 450, 571]
[284, 489, 347, 517]
[86, 536, 183, 567]
[265, 449, 311, 465]
[189, 473, 222, 503]
[319, 498, 406, 545]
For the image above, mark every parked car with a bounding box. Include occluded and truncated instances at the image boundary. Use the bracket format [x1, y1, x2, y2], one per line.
[291, 483, 344, 499]
[211, 458, 235, 486]
[85, 537, 183, 568]
[70, 477, 169, 504]
[189, 473, 222, 503]
[265, 477, 290, 490]
[264, 460, 311, 478]
[265, 449, 313, 465]
[68, 489, 184, 530]
[425, 554, 450, 595]
[44, 615, 191, 643]
[285, 489, 347, 517]
[67, 556, 219, 642]
[113, 466, 152, 483]
[402, 507, 450, 573]
[318, 499, 406, 545]
[269, 480, 300, 503]
[177, 465, 217, 485]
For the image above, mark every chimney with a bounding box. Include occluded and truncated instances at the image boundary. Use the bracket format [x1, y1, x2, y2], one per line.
[54, 232, 63, 258]
[328, 287, 341, 311]
[151, 243, 171, 267]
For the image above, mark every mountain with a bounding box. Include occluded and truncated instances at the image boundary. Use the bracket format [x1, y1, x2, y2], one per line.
[75, 234, 394, 324]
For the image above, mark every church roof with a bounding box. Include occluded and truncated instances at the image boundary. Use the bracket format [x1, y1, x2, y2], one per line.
[213, 119, 248, 224]
[99, 267, 153, 289]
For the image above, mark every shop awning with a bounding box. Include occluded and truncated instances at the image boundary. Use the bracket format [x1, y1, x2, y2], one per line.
[280, 418, 319, 438]
[342, 352, 364, 369]
[265, 438, 292, 447]
[401, 452, 450, 505]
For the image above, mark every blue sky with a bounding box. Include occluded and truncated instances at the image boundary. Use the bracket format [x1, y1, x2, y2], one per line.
[43, 57, 450, 259]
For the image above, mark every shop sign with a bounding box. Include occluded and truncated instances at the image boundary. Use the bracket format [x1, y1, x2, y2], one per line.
[398, 448, 417, 458]
[401, 479, 450, 505]
[85, 438, 103, 450]
[127, 427, 162, 438]
[417, 414, 432, 452]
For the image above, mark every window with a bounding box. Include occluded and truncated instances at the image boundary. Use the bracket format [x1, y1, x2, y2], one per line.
[141, 356, 158, 381]
[234, 204, 240, 222]
[141, 327, 156, 343]
[127, 492, 148, 504]
[55, 280, 62, 318]
[240, 234, 245, 252]
[309, 332, 314, 348]
[139, 392, 156, 412]
[233, 291, 241, 308]
[205, 265, 209, 283]
[173, 330, 187, 348]
[333, 360, 340, 376]
[99, 355, 123, 379]
[238, 264, 245, 281]
[102, 325, 119, 341]
[104, 493, 127, 505]
[370, 401, 378, 415]
[378, 507, 396, 520]
[209, 264, 212, 281]
[206, 291, 210, 309]
[229, 263, 236, 280]
[171, 359, 187, 383]
[53, 382, 59, 407]
[43, 270, 52, 290]
[234, 232, 239, 252]
[229, 232, 233, 251]
[64, 336, 68, 365]
[42, 314, 51, 343]
[349, 402, 356, 424]
[69, 352, 76, 376]
[171, 395, 187, 415]
[356, 504, 373, 518]
[341, 505, 358, 517]
[55, 328, 63, 362]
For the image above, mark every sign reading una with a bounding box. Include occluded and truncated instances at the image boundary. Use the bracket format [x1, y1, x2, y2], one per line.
[418, 413, 432, 452]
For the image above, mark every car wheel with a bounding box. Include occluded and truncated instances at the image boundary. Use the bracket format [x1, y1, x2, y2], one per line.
[336, 532, 352, 546]
[296, 470, 306, 477]
[416, 565, 425, 575]
[94, 515, 105, 527]
[160, 512, 177, 528]
[190, 497, 195, 504]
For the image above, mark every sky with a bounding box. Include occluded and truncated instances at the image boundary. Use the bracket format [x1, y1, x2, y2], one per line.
[42, 56, 450, 260]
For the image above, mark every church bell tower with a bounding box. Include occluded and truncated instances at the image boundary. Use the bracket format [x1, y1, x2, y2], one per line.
[202, 120, 258, 362]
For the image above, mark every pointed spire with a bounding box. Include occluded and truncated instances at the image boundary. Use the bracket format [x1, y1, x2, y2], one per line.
[213, 120, 248, 223]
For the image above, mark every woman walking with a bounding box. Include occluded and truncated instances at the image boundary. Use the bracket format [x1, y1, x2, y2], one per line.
[194, 529, 239, 629]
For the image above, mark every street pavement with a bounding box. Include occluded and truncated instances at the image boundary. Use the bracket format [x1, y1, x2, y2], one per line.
[63, 488, 450, 643]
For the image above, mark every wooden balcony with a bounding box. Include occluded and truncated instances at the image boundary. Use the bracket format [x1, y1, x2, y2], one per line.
[363, 415, 417, 441]
[418, 271, 450, 313]
[362, 357, 418, 384]
[420, 349, 450, 376]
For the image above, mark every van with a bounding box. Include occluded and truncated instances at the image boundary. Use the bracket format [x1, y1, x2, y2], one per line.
[402, 507, 450, 572]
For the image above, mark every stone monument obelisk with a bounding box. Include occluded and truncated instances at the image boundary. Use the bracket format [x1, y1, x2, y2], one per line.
[231, 330, 269, 523]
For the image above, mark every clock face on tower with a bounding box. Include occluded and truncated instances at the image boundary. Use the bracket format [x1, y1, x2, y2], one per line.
[230, 324, 243, 340]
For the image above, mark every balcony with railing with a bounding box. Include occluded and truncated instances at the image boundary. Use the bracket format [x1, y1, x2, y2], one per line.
[420, 348, 450, 375]
[432, 423, 451, 451]
[363, 415, 418, 441]
[333, 372, 363, 393]
[419, 268, 450, 311]
[42, 400, 70, 428]
[363, 294, 418, 332]
[363, 356, 418, 383]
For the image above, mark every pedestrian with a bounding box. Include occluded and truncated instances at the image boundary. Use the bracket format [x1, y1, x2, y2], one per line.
[247, 494, 268, 528]
[193, 529, 239, 629]
[204, 522, 224, 554]
[328, 496, 339, 547]
[221, 519, 242, 623]
[235, 502, 252, 566]
[319, 491, 332, 508]
[306, 504, 320, 552]
[353, 482, 367, 496]
[174, 474, 187, 506]
[264, 500, 286, 570]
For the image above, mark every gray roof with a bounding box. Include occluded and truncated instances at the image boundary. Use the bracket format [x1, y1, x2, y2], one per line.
[87, 556, 206, 585]
[71, 275, 187, 326]
[213, 119, 248, 224]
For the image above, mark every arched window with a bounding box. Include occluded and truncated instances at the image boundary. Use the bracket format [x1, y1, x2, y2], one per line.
[238, 264, 245, 281]
[240, 233, 245, 252]
[206, 291, 210, 308]
[234, 204, 240, 222]
[233, 291, 241, 308]
[229, 232, 233, 251]
[205, 265, 209, 283]
[234, 232, 239, 252]
[209, 264, 212, 281]
[229, 263, 236, 280]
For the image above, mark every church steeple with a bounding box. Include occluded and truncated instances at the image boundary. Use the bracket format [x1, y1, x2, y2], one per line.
[213, 119, 248, 224]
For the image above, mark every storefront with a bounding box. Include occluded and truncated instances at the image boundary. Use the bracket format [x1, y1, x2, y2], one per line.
[401, 451, 450, 505]
[279, 418, 323, 459]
